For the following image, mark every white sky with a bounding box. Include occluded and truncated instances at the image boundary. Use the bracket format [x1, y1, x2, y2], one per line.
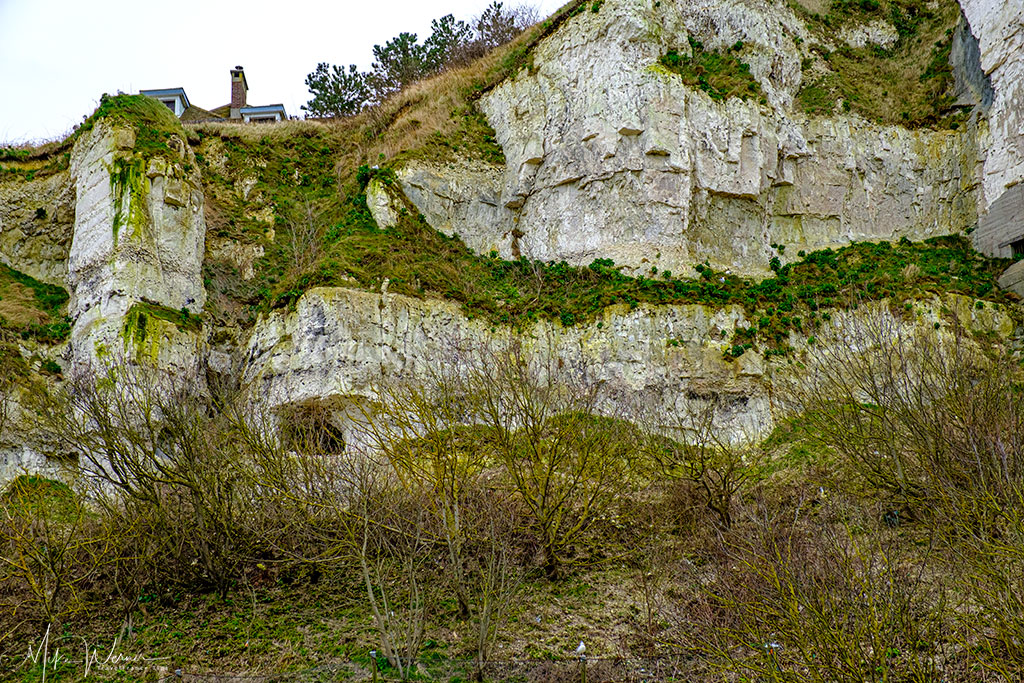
[0, 0, 566, 144]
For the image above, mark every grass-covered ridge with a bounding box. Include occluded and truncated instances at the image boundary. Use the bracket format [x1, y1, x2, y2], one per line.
[1, 93, 185, 185]
[77, 93, 185, 159]
[793, 0, 965, 127]
[659, 37, 767, 103]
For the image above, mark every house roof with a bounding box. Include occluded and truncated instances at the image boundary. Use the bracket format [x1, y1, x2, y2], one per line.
[180, 105, 224, 123]
[240, 104, 288, 116]
[140, 87, 190, 109]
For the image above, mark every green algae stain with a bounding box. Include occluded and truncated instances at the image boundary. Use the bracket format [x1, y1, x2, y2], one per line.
[109, 157, 148, 244]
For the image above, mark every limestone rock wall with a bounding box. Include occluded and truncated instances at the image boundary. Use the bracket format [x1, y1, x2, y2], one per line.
[376, 0, 981, 278]
[242, 286, 770, 442]
[0, 170, 75, 286]
[960, 0, 1024, 257]
[959, 0, 1024, 211]
[67, 122, 207, 379]
[241, 286, 1017, 445]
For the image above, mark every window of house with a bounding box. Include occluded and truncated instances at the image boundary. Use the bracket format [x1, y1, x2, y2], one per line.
[160, 99, 176, 112]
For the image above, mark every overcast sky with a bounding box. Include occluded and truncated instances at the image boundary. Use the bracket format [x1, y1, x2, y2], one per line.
[0, 0, 566, 144]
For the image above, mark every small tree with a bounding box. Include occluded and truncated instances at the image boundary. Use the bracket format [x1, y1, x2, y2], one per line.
[643, 396, 762, 529]
[368, 32, 429, 103]
[476, 2, 522, 50]
[30, 364, 255, 596]
[423, 14, 474, 71]
[301, 63, 370, 118]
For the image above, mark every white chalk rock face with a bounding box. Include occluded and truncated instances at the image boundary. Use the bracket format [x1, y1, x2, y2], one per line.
[385, 0, 979, 277]
[242, 287, 1017, 445]
[959, 0, 1024, 210]
[67, 122, 207, 378]
[839, 19, 900, 49]
[243, 287, 769, 443]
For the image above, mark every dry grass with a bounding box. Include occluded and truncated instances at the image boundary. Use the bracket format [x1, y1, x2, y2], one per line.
[188, 0, 583, 186]
[0, 282, 55, 327]
[798, 0, 964, 127]
[0, 284, 50, 327]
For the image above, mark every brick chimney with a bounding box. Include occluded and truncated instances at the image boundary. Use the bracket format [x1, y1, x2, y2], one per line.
[230, 66, 248, 119]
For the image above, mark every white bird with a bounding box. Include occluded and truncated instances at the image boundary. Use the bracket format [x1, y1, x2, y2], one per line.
[576, 641, 586, 657]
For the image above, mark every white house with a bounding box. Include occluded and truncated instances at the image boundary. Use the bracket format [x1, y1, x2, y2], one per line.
[140, 67, 287, 124]
[139, 88, 190, 117]
[240, 104, 288, 123]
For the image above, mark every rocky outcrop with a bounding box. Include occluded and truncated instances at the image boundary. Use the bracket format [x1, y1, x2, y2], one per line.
[242, 286, 1017, 445]
[959, 0, 1024, 259]
[243, 286, 768, 443]
[4, 0, 1024, 486]
[0, 170, 75, 286]
[66, 122, 207, 379]
[372, 0, 982, 278]
[959, 0, 1024, 212]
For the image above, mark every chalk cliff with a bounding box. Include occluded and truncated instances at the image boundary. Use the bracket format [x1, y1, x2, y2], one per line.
[2, 0, 1024, 482]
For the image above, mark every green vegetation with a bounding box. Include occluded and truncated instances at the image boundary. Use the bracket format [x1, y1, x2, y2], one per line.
[193, 96, 1012, 354]
[0, 264, 70, 343]
[1, 93, 183, 184]
[76, 93, 184, 158]
[109, 157, 147, 243]
[9, 324, 1024, 680]
[0, 144, 71, 182]
[123, 302, 203, 346]
[795, 0, 964, 127]
[303, 2, 537, 117]
[194, 1, 590, 327]
[660, 37, 766, 103]
[2, 475, 75, 519]
[265, 178, 1012, 356]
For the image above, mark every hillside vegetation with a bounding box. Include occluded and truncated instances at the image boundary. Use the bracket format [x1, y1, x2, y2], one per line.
[794, 0, 966, 127]
[5, 315, 1024, 681]
[2, 0, 1023, 680]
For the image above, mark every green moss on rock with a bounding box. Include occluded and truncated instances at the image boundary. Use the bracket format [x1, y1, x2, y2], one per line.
[660, 38, 766, 103]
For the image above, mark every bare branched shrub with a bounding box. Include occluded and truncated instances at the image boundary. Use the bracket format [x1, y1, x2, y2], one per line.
[354, 367, 526, 677]
[0, 476, 113, 626]
[30, 365, 258, 596]
[287, 198, 325, 274]
[644, 395, 763, 529]
[356, 482, 434, 680]
[800, 312, 1024, 526]
[469, 342, 644, 578]
[356, 372, 484, 617]
[797, 310, 1024, 675]
[686, 500, 953, 682]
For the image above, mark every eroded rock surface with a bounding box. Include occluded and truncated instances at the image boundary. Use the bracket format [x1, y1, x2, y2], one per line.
[242, 286, 1017, 444]
[373, 0, 983, 277]
[0, 170, 74, 286]
[66, 122, 207, 379]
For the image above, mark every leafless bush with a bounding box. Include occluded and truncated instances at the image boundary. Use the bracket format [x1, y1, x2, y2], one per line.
[287, 198, 325, 274]
[0, 476, 113, 628]
[800, 312, 1024, 526]
[796, 310, 1024, 676]
[639, 394, 764, 530]
[352, 370, 526, 677]
[684, 499, 953, 682]
[29, 364, 259, 596]
[468, 341, 645, 578]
